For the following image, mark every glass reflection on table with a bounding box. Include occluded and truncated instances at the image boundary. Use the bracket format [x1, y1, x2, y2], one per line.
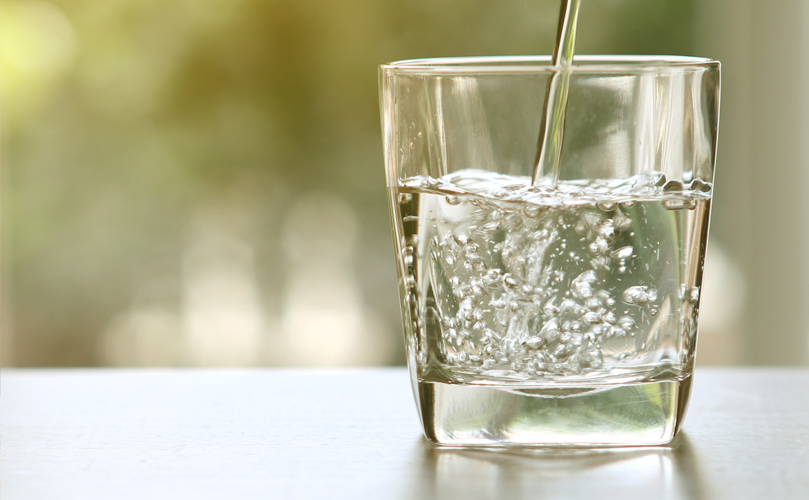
[411, 434, 704, 500]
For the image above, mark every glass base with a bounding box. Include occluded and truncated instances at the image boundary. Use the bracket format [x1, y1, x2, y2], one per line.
[416, 375, 691, 447]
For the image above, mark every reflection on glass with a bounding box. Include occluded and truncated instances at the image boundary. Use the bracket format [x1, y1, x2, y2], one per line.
[413, 434, 703, 500]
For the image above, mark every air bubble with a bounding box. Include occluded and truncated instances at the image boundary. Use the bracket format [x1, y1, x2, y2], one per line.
[588, 239, 606, 255]
[560, 299, 578, 315]
[445, 195, 461, 205]
[598, 201, 617, 212]
[599, 220, 616, 242]
[611, 246, 634, 260]
[503, 214, 523, 231]
[540, 319, 560, 341]
[622, 286, 658, 306]
[523, 205, 542, 218]
[690, 179, 712, 193]
[582, 312, 601, 325]
[403, 251, 414, 267]
[662, 179, 684, 192]
[554, 344, 570, 358]
[463, 243, 479, 256]
[482, 274, 498, 288]
[614, 214, 634, 231]
[571, 270, 597, 299]
[663, 198, 696, 210]
[563, 198, 592, 208]
[489, 209, 504, 221]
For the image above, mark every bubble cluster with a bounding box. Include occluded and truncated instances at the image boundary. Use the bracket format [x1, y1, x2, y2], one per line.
[398, 171, 711, 382]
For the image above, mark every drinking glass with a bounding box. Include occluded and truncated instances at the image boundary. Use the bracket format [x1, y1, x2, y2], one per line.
[380, 56, 720, 447]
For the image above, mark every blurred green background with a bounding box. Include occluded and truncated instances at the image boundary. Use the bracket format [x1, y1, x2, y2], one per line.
[2, 0, 808, 367]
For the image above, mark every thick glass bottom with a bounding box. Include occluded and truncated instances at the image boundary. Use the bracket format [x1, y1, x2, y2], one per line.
[416, 375, 691, 447]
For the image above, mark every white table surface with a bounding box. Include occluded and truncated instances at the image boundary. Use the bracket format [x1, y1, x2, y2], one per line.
[2, 367, 808, 500]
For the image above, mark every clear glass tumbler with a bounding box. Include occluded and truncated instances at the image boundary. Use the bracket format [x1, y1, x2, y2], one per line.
[380, 56, 720, 447]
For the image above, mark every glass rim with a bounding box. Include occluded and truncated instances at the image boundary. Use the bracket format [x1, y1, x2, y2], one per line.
[380, 55, 720, 75]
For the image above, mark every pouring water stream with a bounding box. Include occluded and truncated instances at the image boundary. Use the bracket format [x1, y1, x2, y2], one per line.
[533, 0, 582, 186]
